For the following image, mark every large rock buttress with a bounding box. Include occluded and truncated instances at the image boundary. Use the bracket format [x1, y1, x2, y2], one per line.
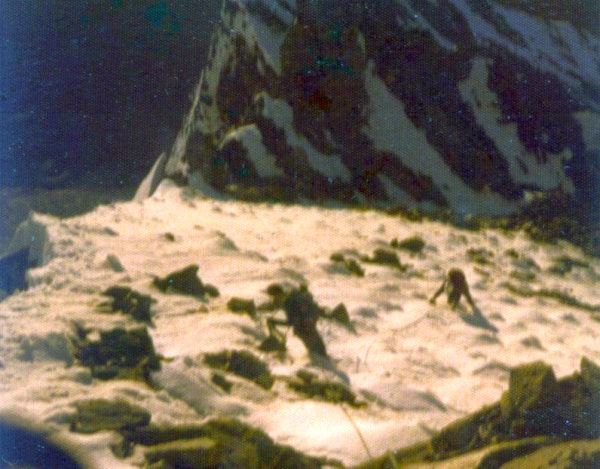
[150, 0, 600, 216]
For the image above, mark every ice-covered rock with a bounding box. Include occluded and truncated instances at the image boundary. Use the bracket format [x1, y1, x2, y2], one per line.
[134, 152, 168, 202]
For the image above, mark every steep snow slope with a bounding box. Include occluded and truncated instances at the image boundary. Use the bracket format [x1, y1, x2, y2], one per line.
[1, 181, 599, 466]
[154, 0, 599, 215]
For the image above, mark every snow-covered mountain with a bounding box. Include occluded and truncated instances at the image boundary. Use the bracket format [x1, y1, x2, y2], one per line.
[1, 2, 599, 467]
[143, 0, 600, 217]
[1, 181, 599, 467]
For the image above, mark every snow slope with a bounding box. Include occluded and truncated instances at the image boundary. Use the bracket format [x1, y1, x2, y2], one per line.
[1, 181, 599, 467]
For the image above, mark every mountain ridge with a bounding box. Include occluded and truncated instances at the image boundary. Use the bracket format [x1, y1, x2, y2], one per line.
[145, 0, 599, 218]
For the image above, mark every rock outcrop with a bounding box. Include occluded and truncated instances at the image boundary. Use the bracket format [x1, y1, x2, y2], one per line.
[144, 0, 599, 218]
[359, 357, 600, 468]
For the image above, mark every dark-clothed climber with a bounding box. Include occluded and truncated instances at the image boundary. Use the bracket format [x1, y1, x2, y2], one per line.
[430, 268, 476, 311]
[266, 285, 328, 357]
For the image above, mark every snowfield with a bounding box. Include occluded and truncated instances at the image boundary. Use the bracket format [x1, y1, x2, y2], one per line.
[1, 180, 599, 467]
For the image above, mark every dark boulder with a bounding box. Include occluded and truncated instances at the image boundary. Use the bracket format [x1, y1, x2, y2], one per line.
[153, 265, 220, 299]
[390, 236, 425, 254]
[141, 418, 330, 468]
[362, 248, 405, 269]
[69, 399, 151, 434]
[70, 326, 161, 382]
[99, 286, 156, 323]
[361, 358, 600, 468]
[204, 350, 274, 390]
[227, 297, 257, 318]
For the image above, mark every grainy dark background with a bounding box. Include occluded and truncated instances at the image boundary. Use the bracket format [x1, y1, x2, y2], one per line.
[0, 0, 220, 190]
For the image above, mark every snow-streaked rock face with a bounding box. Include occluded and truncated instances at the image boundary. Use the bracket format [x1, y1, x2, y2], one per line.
[152, 0, 599, 216]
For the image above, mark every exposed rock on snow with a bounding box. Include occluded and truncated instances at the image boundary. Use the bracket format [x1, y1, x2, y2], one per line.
[328, 252, 365, 277]
[287, 369, 363, 407]
[103, 254, 125, 273]
[226, 297, 257, 318]
[362, 358, 600, 468]
[138, 417, 333, 468]
[152, 264, 220, 299]
[69, 399, 152, 434]
[362, 248, 405, 270]
[390, 235, 426, 255]
[98, 286, 156, 324]
[204, 349, 274, 390]
[70, 326, 161, 383]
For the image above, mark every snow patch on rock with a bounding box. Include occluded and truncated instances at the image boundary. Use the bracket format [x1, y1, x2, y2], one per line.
[459, 57, 574, 192]
[362, 60, 517, 216]
[449, 0, 600, 92]
[257, 92, 353, 182]
[221, 125, 284, 177]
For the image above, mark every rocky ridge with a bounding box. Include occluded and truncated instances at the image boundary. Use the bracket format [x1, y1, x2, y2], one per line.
[142, 0, 600, 219]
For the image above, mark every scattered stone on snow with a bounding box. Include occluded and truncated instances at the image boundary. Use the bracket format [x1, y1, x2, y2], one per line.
[472, 360, 511, 377]
[152, 264, 220, 299]
[548, 255, 590, 276]
[140, 418, 331, 468]
[101, 227, 118, 236]
[103, 254, 125, 272]
[98, 286, 155, 323]
[361, 248, 405, 269]
[501, 282, 600, 312]
[69, 399, 151, 434]
[322, 303, 355, 333]
[390, 235, 425, 254]
[329, 251, 365, 277]
[203, 350, 274, 390]
[211, 372, 233, 393]
[227, 297, 257, 318]
[258, 334, 287, 353]
[505, 248, 519, 259]
[509, 269, 536, 282]
[466, 247, 495, 265]
[561, 313, 579, 324]
[288, 369, 363, 408]
[69, 326, 161, 382]
[121, 423, 208, 447]
[144, 437, 220, 467]
[16, 336, 34, 362]
[511, 254, 540, 272]
[520, 336, 545, 350]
